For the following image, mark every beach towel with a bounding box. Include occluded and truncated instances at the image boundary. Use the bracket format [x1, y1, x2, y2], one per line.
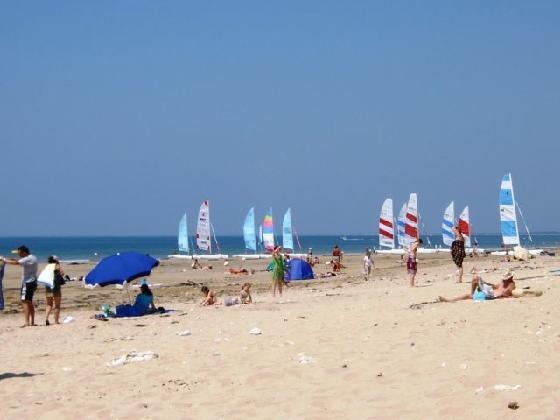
[0, 263, 5, 310]
[37, 263, 56, 288]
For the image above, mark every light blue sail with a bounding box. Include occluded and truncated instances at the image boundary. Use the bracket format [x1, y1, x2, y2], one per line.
[499, 173, 520, 246]
[243, 207, 257, 252]
[282, 208, 294, 250]
[442, 201, 454, 247]
[178, 213, 189, 253]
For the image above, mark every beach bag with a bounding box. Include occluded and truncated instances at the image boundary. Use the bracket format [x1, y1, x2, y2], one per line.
[37, 263, 56, 288]
[54, 271, 66, 287]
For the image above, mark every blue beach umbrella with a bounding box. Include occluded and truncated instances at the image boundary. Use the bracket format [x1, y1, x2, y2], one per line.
[85, 252, 159, 287]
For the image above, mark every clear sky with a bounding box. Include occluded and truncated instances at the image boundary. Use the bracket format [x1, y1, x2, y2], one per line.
[1, 1, 558, 236]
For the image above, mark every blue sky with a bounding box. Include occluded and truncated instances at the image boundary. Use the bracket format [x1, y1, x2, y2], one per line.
[1, 1, 558, 235]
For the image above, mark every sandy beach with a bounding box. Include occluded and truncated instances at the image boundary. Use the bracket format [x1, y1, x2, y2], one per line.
[1, 252, 560, 419]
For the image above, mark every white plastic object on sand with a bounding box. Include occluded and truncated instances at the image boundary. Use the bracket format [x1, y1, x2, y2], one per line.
[249, 327, 262, 335]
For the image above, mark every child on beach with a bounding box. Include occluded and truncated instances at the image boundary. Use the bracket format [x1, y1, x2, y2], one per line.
[363, 249, 374, 281]
[200, 286, 216, 306]
[240, 282, 252, 304]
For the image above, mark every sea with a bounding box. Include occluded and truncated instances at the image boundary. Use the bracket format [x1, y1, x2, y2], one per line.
[0, 234, 559, 262]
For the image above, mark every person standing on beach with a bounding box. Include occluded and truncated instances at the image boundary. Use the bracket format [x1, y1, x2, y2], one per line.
[45, 256, 64, 325]
[363, 249, 374, 281]
[271, 246, 286, 297]
[451, 226, 466, 283]
[0, 260, 5, 311]
[2, 245, 38, 327]
[406, 239, 423, 287]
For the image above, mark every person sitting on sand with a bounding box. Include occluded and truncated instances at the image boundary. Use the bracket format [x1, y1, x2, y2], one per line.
[332, 245, 342, 272]
[438, 270, 516, 303]
[318, 271, 339, 278]
[115, 283, 157, 317]
[240, 282, 252, 304]
[200, 285, 216, 306]
[192, 258, 202, 269]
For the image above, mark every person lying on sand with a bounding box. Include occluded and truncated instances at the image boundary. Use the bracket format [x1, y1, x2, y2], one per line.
[438, 270, 516, 302]
[317, 271, 339, 278]
[225, 268, 254, 276]
[240, 282, 252, 304]
[200, 286, 216, 306]
[192, 259, 213, 270]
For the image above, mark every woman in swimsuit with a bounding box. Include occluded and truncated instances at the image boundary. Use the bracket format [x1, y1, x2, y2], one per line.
[451, 226, 466, 283]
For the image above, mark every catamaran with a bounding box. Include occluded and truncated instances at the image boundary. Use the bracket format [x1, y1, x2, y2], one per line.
[168, 213, 194, 259]
[442, 201, 454, 247]
[377, 198, 402, 254]
[195, 200, 228, 259]
[233, 207, 271, 259]
[404, 193, 419, 244]
[458, 206, 471, 248]
[262, 209, 275, 253]
[282, 208, 294, 252]
[397, 202, 407, 249]
[492, 173, 540, 256]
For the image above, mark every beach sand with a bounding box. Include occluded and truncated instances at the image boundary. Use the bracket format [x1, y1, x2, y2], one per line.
[1, 252, 559, 419]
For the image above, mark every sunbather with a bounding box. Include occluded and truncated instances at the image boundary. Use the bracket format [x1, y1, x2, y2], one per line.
[438, 270, 516, 302]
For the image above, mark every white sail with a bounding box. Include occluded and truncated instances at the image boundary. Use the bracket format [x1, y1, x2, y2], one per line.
[405, 193, 419, 243]
[282, 208, 294, 251]
[458, 206, 471, 248]
[397, 203, 407, 247]
[499, 173, 520, 246]
[178, 213, 189, 253]
[196, 200, 212, 252]
[379, 199, 395, 249]
[442, 201, 454, 247]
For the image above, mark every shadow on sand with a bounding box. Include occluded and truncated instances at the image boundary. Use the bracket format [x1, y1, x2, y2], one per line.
[0, 372, 44, 381]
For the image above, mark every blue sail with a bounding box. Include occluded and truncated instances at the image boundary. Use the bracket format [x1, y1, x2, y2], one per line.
[243, 207, 257, 252]
[499, 173, 520, 246]
[442, 201, 454, 247]
[178, 213, 189, 253]
[283, 208, 294, 250]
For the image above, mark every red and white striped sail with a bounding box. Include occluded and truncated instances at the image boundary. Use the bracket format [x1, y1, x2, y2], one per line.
[379, 198, 395, 249]
[458, 206, 471, 248]
[196, 200, 212, 252]
[404, 193, 418, 244]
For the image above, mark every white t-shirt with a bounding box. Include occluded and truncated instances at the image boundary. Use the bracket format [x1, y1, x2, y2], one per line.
[18, 255, 38, 283]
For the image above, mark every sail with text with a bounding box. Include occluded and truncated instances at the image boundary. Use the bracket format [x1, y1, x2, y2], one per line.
[196, 200, 212, 252]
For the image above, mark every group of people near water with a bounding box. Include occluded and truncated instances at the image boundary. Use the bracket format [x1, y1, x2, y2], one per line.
[1, 246, 64, 327]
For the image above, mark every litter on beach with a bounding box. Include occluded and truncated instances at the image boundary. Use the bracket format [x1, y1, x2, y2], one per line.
[249, 327, 262, 335]
[108, 351, 159, 367]
[493, 384, 522, 391]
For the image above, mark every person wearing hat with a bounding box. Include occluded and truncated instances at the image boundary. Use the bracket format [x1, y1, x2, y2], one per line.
[438, 270, 516, 303]
[2, 246, 38, 326]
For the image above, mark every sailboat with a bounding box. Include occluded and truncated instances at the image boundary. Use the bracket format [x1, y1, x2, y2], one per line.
[195, 200, 228, 259]
[262, 209, 275, 253]
[404, 193, 419, 244]
[178, 213, 190, 253]
[243, 207, 257, 253]
[493, 173, 540, 256]
[396, 202, 407, 249]
[379, 199, 395, 249]
[168, 213, 194, 259]
[458, 206, 471, 248]
[442, 201, 454, 247]
[282, 208, 294, 252]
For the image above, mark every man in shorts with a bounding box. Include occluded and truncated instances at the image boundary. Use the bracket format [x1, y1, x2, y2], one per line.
[3, 245, 38, 327]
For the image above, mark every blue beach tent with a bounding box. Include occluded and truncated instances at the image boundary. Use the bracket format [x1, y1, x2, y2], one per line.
[285, 258, 314, 281]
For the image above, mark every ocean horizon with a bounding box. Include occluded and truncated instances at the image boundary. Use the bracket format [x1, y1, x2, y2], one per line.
[1, 233, 558, 262]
